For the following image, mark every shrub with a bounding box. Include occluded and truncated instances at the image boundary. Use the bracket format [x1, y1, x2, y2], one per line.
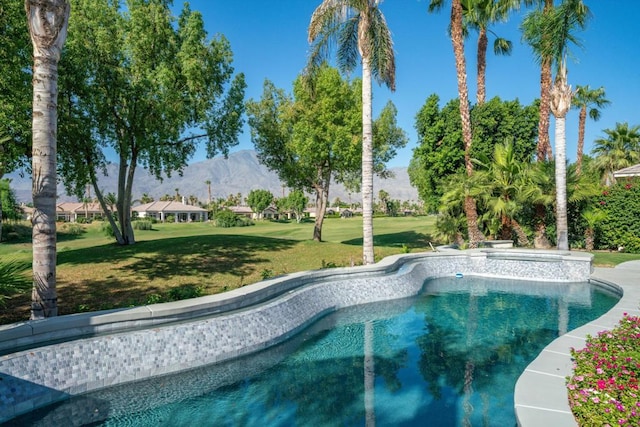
[214, 209, 253, 227]
[59, 222, 84, 236]
[567, 313, 640, 426]
[133, 220, 153, 230]
[599, 180, 640, 253]
[0, 260, 30, 306]
[101, 221, 115, 238]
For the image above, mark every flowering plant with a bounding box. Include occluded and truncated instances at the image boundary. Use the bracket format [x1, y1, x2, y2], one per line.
[567, 313, 640, 426]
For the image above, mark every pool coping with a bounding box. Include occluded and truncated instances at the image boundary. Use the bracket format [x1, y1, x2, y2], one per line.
[514, 260, 640, 427]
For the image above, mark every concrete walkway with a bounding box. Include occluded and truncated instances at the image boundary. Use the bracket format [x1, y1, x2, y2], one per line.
[514, 261, 640, 426]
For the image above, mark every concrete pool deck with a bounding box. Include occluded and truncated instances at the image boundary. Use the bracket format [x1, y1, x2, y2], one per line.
[514, 260, 640, 426]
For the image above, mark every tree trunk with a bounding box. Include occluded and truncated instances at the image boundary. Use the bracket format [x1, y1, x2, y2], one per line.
[538, 58, 553, 161]
[452, 0, 484, 248]
[576, 106, 586, 176]
[511, 218, 530, 247]
[550, 66, 572, 251]
[585, 228, 594, 251]
[555, 116, 569, 251]
[476, 28, 487, 106]
[361, 57, 375, 265]
[27, 0, 70, 319]
[533, 204, 552, 249]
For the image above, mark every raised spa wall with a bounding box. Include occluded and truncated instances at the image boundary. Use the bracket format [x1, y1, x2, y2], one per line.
[0, 249, 593, 423]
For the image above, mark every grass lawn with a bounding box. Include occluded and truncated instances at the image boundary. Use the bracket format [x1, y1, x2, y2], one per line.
[2, 215, 638, 325]
[0, 216, 436, 324]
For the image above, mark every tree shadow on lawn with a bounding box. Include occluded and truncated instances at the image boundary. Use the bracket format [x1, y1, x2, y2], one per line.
[341, 231, 433, 249]
[56, 234, 299, 282]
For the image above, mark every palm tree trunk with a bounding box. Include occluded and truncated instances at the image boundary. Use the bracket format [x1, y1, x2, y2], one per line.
[27, 0, 70, 319]
[585, 227, 594, 251]
[476, 28, 488, 106]
[511, 218, 530, 247]
[362, 57, 375, 264]
[452, 0, 484, 248]
[538, 58, 553, 161]
[555, 115, 569, 250]
[576, 106, 586, 175]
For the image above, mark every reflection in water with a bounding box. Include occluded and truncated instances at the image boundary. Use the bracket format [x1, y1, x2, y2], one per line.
[12, 277, 618, 427]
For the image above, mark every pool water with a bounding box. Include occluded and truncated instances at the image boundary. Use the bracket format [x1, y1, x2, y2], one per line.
[13, 277, 618, 426]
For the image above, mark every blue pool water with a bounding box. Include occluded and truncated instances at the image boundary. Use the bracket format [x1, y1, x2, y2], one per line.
[12, 277, 618, 426]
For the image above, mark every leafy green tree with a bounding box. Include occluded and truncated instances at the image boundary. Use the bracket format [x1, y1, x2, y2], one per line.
[247, 189, 274, 219]
[599, 181, 640, 253]
[592, 122, 640, 185]
[0, 179, 21, 241]
[26, 0, 71, 319]
[572, 85, 610, 175]
[247, 67, 359, 240]
[409, 94, 538, 212]
[140, 193, 154, 204]
[280, 190, 308, 223]
[0, 3, 32, 181]
[57, 0, 246, 245]
[308, 0, 397, 265]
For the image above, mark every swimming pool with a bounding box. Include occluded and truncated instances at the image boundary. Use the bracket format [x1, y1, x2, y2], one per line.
[11, 276, 618, 426]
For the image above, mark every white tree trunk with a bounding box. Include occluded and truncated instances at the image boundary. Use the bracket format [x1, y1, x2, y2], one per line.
[27, 0, 70, 319]
[362, 58, 375, 265]
[550, 64, 572, 251]
[555, 115, 569, 250]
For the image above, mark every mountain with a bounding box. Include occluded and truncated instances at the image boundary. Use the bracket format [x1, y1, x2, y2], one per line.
[6, 150, 418, 203]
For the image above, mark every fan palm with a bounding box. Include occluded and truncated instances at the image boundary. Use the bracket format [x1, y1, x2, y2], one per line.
[572, 85, 610, 175]
[308, 0, 396, 265]
[592, 122, 640, 185]
[472, 141, 531, 245]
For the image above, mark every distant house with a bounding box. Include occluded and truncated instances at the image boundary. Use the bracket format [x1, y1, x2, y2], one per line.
[613, 164, 640, 179]
[56, 202, 111, 222]
[340, 209, 353, 218]
[261, 206, 279, 220]
[228, 206, 254, 219]
[132, 201, 208, 222]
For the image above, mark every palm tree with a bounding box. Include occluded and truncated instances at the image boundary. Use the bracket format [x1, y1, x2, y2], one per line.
[450, 0, 485, 247]
[592, 122, 640, 185]
[581, 208, 606, 252]
[524, 0, 589, 250]
[550, 63, 573, 250]
[205, 180, 212, 205]
[473, 141, 531, 246]
[26, 0, 70, 319]
[521, 0, 555, 161]
[572, 85, 610, 175]
[308, 0, 396, 265]
[429, 0, 519, 105]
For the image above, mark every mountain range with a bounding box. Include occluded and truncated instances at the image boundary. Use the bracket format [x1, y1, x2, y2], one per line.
[6, 150, 418, 204]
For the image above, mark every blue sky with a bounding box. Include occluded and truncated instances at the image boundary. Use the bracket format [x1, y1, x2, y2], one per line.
[181, 1, 640, 168]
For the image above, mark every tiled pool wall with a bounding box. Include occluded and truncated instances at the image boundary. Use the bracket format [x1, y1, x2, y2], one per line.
[0, 249, 593, 423]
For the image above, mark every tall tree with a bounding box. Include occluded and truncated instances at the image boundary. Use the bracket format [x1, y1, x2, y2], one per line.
[521, 0, 555, 161]
[450, 0, 486, 247]
[308, 0, 396, 265]
[430, 0, 519, 105]
[57, 0, 245, 245]
[1, 1, 33, 237]
[205, 180, 212, 205]
[591, 122, 640, 185]
[26, 0, 70, 319]
[572, 85, 610, 175]
[546, 0, 590, 250]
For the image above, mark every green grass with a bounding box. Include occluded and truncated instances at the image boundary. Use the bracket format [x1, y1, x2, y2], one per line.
[2, 216, 639, 325]
[0, 216, 437, 324]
